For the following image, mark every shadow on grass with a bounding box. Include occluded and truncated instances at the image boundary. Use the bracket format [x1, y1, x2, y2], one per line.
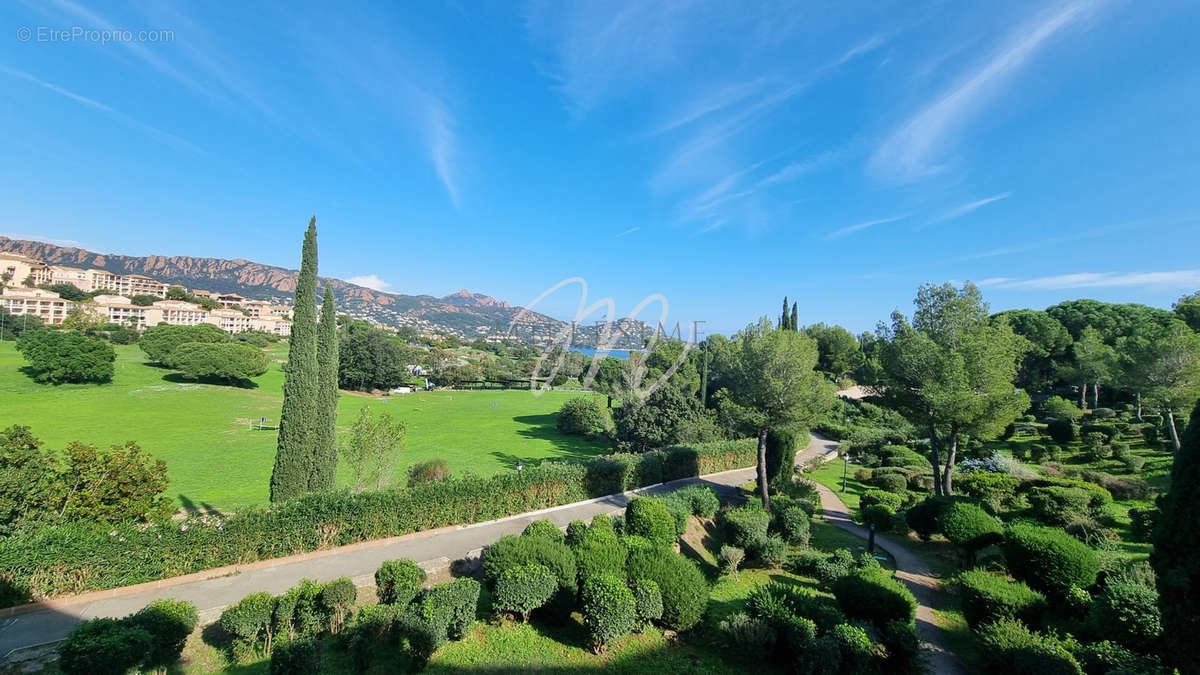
[161, 372, 259, 389]
[510, 413, 607, 459]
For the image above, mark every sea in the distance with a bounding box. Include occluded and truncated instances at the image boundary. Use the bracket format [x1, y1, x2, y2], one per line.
[569, 347, 641, 360]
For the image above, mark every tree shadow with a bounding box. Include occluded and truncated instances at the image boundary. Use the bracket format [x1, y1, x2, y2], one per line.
[177, 494, 225, 516]
[161, 372, 259, 389]
[510, 414, 607, 460]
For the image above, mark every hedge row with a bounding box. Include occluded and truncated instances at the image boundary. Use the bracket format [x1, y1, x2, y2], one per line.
[0, 439, 756, 607]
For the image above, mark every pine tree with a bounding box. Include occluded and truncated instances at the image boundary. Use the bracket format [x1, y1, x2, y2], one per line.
[270, 218, 320, 502]
[790, 302, 798, 332]
[1152, 398, 1200, 673]
[312, 283, 340, 491]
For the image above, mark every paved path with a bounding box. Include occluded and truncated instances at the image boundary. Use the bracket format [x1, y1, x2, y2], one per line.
[812, 481, 965, 674]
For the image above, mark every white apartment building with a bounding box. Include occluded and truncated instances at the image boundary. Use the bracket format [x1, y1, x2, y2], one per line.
[0, 287, 73, 325]
[148, 300, 209, 327]
[49, 266, 91, 291]
[86, 270, 168, 298]
[92, 295, 151, 328]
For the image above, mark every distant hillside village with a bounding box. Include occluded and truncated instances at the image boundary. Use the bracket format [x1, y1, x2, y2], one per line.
[0, 252, 293, 335]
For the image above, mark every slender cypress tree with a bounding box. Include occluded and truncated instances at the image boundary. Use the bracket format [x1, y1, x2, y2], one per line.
[1152, 398, 1200, 673]
[270, 218, 320, 502]
[790, 303, 798, 332]
[781, 296, 790, 330]
[312, 283, 340, 491]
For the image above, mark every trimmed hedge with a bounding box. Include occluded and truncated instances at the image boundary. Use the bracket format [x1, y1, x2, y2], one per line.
[581, 573, 636, 652]
[722, 505, 771, 549]
[938, 501, 1004, 553]
[773, 506, 810, 546]
[976, 618, 1082, 675]
[1004, 522, 1100, 595]
[0, 438, 757, 607]
[375, 558, 426, 605]
[625, 545, 708, 631]
[957, 569, 1047, 629]
[625, 497, 677, 546]
[574, 537, 628, 583]
[494, 563, 557, 620]
[831, 567, 917, 629]
[522, 519, 565, 543]
[482, 534, 577, 594]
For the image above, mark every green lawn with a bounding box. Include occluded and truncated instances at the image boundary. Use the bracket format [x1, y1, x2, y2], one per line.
[1, 341, 608, 510]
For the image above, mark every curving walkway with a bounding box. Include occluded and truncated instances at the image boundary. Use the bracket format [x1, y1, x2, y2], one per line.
[810, 481, 964, 674]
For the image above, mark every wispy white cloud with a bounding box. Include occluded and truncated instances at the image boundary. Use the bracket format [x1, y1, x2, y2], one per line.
[0, 65, 202, 153]
[978, 270, 1200, 290]
[617, 226, 640, 237]
[871, 0, 1097, 180]
[423, 95, 460, 208]
[347, 274, 392, 291]
[826, 214, 910, 239]
[922, 192, 1011, 228]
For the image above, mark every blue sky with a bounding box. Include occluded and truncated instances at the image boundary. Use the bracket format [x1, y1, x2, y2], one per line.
[2, 0, 1199, 337]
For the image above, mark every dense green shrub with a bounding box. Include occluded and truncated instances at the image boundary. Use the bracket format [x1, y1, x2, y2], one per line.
[564, 519, 587, 546]
[718, 612, 775, 651]
[957, 570, 1047, 628]
[58, 617, 152, 675]
[344, 604, 399, 672]
[1128, 507, 1157, 542]
[830, 622, 874, 672]
[1089, 570, 1161, 650]
[747, 581, 845, 632]
[976, 618, 1082, 675]
[1091, 407, 1115, 419]
[557, 397, 610, 436]
[0, 439, 758, 606]
[872, 472, 908, 494]
[773, 506, 810, 546]
[219, 591, 274, 655]
[1027, 486, 1094, 526]
[957, 472, 1020, 507]
[494, 563, 557, 621]
[748, 533, 788, 568]
[631, 578, 663, 630]
[522, 519, 566, 543]
[167, 342, 270, 384]
[419, 577, 481, 641]
[1080, 423, 1117, 443]
[625, 497, 677, 546]
[406, 458, 450, 486]
[1123, 455, 1146, 474]
[482, 534, 576, 593]
[905, 496, 956, 541]
[581, 573, 636, 652]
[1047, 419, 1078, 444]
[18, 330, 115, 384]
[1074, 640, 1166, 675]
[625, 546, 708, 631]
[138, 322, 229, 364]
[375, 558, 426, 605]
[668, 485, 721, 518]
[129, 598, 199, 671]
[722, 505, 771, 548]
[831, 567, 917, 628]
[320, 577, 357, 633]
[574, 536, 628, 583]
[1004, 523, 1100, 595]
[764, 427, 803, 494]
[939, 501, 1004, 555]
[269, 638, 320, 675]
[1041, 396, 1084, 422]
[861, 489, 904, 510]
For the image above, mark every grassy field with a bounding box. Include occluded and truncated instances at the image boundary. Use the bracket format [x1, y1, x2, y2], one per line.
[0, 341, 608, 510]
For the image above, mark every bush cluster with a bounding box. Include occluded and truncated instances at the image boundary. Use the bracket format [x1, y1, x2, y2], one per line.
[975, 618, 1082, 675]
[58, 598, 198, 675]
[831, 566, 917, 629]
[580, 573, 636, 652]
[721, 505, 771, 549]
[625, 545, 708, 631]
[625, 497, 677, 546]
[938, 501, 1004, 556]
[956, 570, 1047, 629]
[494, 563, 557, 621]
[1004, 523, 1100, 596]
[375, 558, 426, 605]
[556, 397, 610, 436]
[2, 439, 756, 606]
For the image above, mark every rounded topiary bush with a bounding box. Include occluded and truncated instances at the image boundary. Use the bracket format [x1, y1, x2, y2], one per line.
[522, 519, 566, 543]
[581, 573, 636, 652]
[625, 497, 677, 547]
[58, 618, 152, 675]
[861, 489, 904, 510]
[976, 618, 1082, 675]
[773, 506, 810, 546]
[830, 622, 874, 673]
[674, 485, 721, 519]
[1004, 523, 1100, 596]
[722, 505, 771, 549]
[565, 519, 587, 546]
[718, 612, 776, 651]
[128, 598, 198, 672]
[748, 533, 788, 568]
[574, 536, 628, 583]
[483, 534, 577, 593]
[957, 569, 1047, 629]
[873, 472, 908, 495]
[625, 546, 708, 631]
[375, 558, 427, 605]
[631, 578, 663, 630]
[938, 501, 1005, 554]
[831, 567, 917, 629]
[494, 563, 557, 621]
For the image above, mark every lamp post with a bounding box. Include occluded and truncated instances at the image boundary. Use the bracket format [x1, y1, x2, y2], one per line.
[841, 451, 848, 493]
[516, 460, 523, 475]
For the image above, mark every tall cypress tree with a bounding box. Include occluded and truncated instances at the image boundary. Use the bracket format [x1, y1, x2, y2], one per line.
[312, 283, 340, 491]
[270, 218, 320, 502]
[781, 296, 789, 330]
[790, 303, 798, 332]
[1152, 398, 1200, 673]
